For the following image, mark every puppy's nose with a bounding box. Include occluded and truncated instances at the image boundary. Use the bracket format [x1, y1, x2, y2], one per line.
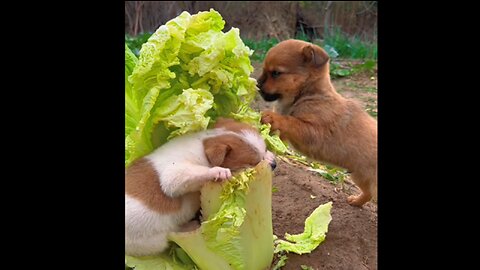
[270, 159, 277, 170]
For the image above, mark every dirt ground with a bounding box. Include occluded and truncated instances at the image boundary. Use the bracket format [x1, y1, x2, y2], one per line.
[251, 61, 378, 270]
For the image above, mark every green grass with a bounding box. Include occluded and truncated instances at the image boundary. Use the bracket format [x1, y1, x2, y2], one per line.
[365, 97, 378, 118]
[365, 86, 377, 93]
[243, 27, 377, 62]
[243, 38, 279, 62]
[322, 27, 377, 60]
[366, 104, 378, 118]
[330, 59, 376, 79]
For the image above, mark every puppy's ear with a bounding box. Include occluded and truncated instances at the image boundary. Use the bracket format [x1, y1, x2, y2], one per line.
[302, 44, 329, 67]
[203, 138, 231, 166]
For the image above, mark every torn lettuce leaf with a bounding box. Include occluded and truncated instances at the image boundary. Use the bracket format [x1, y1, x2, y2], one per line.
[274, 202, 333, 254]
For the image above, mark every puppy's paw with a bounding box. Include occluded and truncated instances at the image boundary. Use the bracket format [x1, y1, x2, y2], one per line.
[261, 110, 275, 124]
[261, 110, 281, 131]
[208, 166, 232, 181]
[347, 194, 370, 207]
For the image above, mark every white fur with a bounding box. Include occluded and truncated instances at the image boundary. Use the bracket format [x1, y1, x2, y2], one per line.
[125, 128, 256, 256]
[147, 130, 228, 197]
[263, 150, 276, 164]
[240, 130, 267, 157]
[125, 192, 200, 256]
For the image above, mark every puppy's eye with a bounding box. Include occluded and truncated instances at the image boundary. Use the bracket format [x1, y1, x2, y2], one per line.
[271, 71, 281, 78]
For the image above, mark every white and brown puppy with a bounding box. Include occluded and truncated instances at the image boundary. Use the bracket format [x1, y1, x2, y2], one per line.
[125, 118, 276, 256]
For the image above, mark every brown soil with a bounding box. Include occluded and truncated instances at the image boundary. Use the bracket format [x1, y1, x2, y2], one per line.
[270, 159, 377, 270]
[251, 61, 378, 270]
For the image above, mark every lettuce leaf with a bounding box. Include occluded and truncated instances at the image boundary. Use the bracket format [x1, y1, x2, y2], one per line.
[125, 44, 139, 139]
[151, 88, 214, 139]
[125, 9, 287, 167]
[274, 202, 333, 254]
[168, 161, 274, 270]
[229, 105, 288, 155]
[261, 124, 289, 155]
[271, 254, 288, 270]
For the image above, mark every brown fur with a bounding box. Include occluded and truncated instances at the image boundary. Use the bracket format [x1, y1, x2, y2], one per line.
[214, 117, 258, 133]
[258, 39, 377, 206]
[203, 134, 261, 171]
[125, 158, 182, 213]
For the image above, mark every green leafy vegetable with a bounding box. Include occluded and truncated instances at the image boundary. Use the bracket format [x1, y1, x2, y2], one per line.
[284, 153, 348, 184]
[274, 202, 333, 254]
[168, 161, 274, 270]
[271, 254, 288, 270]
[260, 123, 288, 155]
[125, 9, 286, 167]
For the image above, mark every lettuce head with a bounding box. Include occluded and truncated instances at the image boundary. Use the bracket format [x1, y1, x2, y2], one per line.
[125, 9, 287, 167]
[125, 9, 288, 270]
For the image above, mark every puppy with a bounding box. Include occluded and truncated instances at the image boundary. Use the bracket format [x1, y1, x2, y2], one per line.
[125, 118, 276, 256]
[258, 39, 377, 207]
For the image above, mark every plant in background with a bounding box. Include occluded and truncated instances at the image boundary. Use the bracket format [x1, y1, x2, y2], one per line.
[125, 32, 153, 56]
[243, 38, 279, 61]
[323, 27, 377, 60]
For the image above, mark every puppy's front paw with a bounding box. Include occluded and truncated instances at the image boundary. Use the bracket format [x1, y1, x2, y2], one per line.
[261, 110, 275, 124]
[209, 166, 232, 181]
[261, 110, 280, 131]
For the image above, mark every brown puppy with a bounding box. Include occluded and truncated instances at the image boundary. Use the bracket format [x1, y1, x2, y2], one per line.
[258, 39, 377, 206]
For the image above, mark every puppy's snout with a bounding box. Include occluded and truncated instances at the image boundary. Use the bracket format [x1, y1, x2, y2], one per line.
[257, 73, 266, 89]
[270, 159, 277, 170]
[256, 73, 281, 102]
[264, 151, 277, 171]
